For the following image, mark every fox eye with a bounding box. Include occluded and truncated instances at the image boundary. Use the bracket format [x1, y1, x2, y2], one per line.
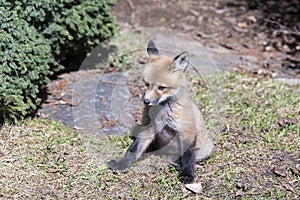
[145, 82, 150, 87]
[158, 85, 167, 91]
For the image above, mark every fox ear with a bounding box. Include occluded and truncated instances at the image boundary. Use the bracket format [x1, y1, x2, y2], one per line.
[147, 40, 159, 56]
[171, 52, 189, 72]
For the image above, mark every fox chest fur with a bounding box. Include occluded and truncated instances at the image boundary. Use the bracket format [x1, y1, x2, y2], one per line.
[149, 103, 178, 133]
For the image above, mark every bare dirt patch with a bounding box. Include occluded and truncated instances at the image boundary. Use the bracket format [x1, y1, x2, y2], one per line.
[112, 0, 300, 78]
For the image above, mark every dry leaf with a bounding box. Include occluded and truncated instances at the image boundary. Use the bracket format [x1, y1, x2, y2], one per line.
[81, 151, 86, 157]
[237, 22, 248, 28]
[236, 180, 251, 191]
[57, 80, 67, 90]
[62, 98, 73, 105]
[273, 165, 287, 177]
[278, 118, 298, 127]
[291, 164, 300, 175]
[247, 16, 257, 23]
[236, 190, 246, 197]
[102, 115, 120, 127]
[185, 182, 203, 194]
[283, 182, 296, 193]
[100, 96, 106, 101]
[48, 166, 59, 173]
[296, 164, 300, 172]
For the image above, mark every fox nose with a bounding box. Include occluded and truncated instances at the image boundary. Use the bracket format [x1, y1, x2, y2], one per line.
[143, 99, 150, 105]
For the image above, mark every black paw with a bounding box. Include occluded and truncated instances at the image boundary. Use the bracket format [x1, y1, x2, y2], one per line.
[179, 174, 194, 184]
[107, 159, 129, 170]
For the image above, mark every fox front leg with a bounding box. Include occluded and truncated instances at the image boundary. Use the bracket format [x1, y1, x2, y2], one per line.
[178, 146, 195, 183]
[107, 126, 154, 170]
[107, 138, 142, 170]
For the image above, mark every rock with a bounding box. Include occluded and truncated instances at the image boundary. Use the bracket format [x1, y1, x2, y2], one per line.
[38, 71, 140, 137]
[274, 78, 300, 85]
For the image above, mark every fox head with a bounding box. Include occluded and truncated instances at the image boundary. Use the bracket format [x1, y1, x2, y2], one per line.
[142, 40, 189, 106]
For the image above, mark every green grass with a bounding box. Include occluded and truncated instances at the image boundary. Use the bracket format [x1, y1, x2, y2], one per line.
[196, 72, 300, 199]
[0, 71, 299, 199]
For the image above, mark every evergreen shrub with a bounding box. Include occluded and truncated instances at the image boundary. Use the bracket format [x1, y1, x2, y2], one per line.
[0, 0, 117, 123]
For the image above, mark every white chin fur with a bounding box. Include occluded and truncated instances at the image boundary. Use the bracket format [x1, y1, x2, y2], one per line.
[157, 95, 172, 104]
[147, 95, 173, 105]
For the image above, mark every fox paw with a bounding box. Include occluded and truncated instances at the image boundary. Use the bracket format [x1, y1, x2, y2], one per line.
[107, 159, 129, 170]
[179, 175, 194, 184]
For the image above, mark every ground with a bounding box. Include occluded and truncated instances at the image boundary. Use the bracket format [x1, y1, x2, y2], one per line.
[1, 72, 299, 199]
[112, 0, 300, 78]
[1, 0, 300, 199]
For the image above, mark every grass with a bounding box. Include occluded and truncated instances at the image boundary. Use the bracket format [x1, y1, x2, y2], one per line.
[196, 72, 300, 199]
[0, 71, 299, 199]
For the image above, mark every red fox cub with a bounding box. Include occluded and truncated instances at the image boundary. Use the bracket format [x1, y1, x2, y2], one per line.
[108, 40, 214, 183]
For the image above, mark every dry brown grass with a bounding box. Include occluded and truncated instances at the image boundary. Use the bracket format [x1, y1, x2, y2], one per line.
[1, 72, 299, 199]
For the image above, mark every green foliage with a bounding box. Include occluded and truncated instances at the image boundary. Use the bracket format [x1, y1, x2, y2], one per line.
[11, 0, 118, 64]
[108, 53, 132, 72]
[0, 0, 118, 123]
[0, 8, 56, 123]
